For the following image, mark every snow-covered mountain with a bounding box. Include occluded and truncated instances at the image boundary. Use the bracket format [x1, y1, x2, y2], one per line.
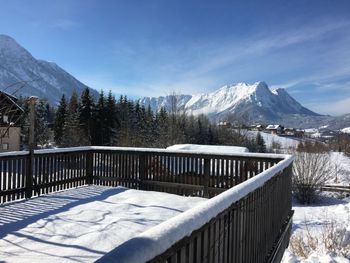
[140, 81, 324, 127]
[0, 34, 98, 103]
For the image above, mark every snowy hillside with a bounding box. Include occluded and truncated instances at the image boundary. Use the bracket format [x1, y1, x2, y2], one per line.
[140, 82, 333, 128]
[341, 127, 350, 134]
[0, 34, 98, 104]
[247, 131, 300, 150]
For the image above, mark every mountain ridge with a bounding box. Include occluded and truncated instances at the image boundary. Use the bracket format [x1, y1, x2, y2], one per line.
[140, 82, 349, 129]
[0, 34, 98, 104]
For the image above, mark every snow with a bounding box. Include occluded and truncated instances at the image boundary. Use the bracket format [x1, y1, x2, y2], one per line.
[310, 132, 322, 138]
[304, 128, 319, 134]
[166, 144, 249, 153]
[0, 150, 28, 157]
[341, 127, 350, 134]
[266, 124, 281, 129]
[282, 196, 350, 262]
[0, 146, 287, 161]
[141, 81, 315, 123]
[328, 152, 350, 185]
[0, 185, 206, 262]
[281, 152, 350, 262]
[185, 81, 271, 115]
[0, 34, 95, 105]
[0, 147, 294, 262]
[98, 154, 294, 263]
[247, 131, 300, 150]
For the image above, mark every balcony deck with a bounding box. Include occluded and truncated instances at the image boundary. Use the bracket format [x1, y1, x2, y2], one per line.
[0, 146, 294, 263]
[0, 185, 206, 262]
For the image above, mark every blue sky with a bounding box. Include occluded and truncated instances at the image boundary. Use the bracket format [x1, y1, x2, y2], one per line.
[1, 0, 350, 116]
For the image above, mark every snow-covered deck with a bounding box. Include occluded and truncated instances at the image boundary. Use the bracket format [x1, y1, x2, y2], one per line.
[0, 146, 294, 263]
[0, 185, 206, 262]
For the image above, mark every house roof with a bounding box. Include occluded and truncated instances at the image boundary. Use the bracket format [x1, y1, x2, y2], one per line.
[0, 91, 24, 113]
[266, 124, 281, 130]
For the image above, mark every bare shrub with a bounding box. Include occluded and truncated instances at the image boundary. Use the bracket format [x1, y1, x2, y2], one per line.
[289, 235, 309, 259]
[270, 140, 282, 153]
[292, 142, 331, 204]
[290, 220, 350, 259]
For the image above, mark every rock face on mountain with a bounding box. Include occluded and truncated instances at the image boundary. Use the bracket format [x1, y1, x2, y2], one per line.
[140, 81, 327, 127]
[0, 34, 97, 103]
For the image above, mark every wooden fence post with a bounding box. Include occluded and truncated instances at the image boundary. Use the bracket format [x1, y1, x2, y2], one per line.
[25, 153, 33, 199]
[139, 154, 145, 190]
[25, 96, 37, 199]
[203, 158, 210, 198]
[86, 151, 93, 184]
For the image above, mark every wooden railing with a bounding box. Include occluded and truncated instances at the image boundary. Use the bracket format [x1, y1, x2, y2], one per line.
[0, 149, 89, 203]
[0, 146, 294, 263]
[147, 165, 293, 263]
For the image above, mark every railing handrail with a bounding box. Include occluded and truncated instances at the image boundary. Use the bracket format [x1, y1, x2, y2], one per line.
[1, 146, 290, 160]
[96, 154, 294, 263]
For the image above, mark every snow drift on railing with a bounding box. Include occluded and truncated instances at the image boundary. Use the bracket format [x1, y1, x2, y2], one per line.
[0, 150, 29, 157]
[97, 153, 294, 263]
[166, 144, 249, 153]
[29, 146, 286, 159]
[1, 146, 288, 161]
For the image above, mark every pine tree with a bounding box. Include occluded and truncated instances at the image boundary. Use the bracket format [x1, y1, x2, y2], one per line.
[62, 91, 86, 146]
[79, 88, 94, 144]
[133, 101, 143, 146]
[256, 132, 267, 153]
[35, 100, 50, 146]
[92, 90, 106, 145]
[45, 102, 55, 125]
[144, 105, 154, 146]
[155, 107, 169, 147]
[105, 91, 118, 145]
[53, 95, 67, 145]
[116, 96, 134, 146]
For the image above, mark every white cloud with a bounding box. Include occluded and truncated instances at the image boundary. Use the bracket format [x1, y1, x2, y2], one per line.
[270, 65, 350, 91]
[305, 97, 350, 116]
[83, 19, 350, 114]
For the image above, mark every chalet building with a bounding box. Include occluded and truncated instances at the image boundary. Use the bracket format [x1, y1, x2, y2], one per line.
[217, 121, 231, 128]
[251, 124, 265, 131]
[294, 129, 304, 138]
[283, 128, 305, 138]
[284, 128, 295, 135]
[266, 124, 283, 134]
[0, 91, 23, 152]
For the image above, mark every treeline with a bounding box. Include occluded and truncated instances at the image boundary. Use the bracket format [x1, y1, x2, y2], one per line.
[329, 133, 350, 156]
[19, 88, 267, 151]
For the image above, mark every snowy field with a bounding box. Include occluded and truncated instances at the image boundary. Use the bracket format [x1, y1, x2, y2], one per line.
[282, 195, 350, 262]
[0, 185, 206, 262]
[247, 131, 300, 150]
[329, 152, 350, 185]
[282, 152, 350, 262]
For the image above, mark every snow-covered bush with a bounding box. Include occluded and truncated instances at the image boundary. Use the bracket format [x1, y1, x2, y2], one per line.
[292, 143, 331, 204]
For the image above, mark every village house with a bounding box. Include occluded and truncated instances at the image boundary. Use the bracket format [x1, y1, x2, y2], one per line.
[251, 123, 265, 131]
[217, 121, 231, 128]
[283, 128, 305, 138]
[284, 127, 295, 136]
[265, 124, 283, 134]
[0, 91, 23, 152]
